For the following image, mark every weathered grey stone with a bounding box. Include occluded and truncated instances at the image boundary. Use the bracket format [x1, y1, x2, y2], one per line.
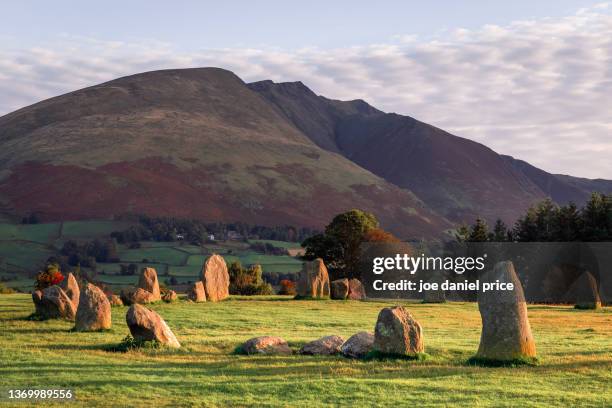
[36, 286, 76, 320]
[126, 304, 180, 348]
[564, 271, 602, 309]
[188, 281, 206, 302]
[201, 254, 230, 302]
[138, 267, 161, 301]
[341, 332, 374, 358]
[347, 278, 366, 300]
[297, 258, 330, 298]
[61, 273, 80, 311]
[331, 279, 349, 300]
[299, 335, 345, 355]
[75, 283, 111, 331]
[241, 336, 292, 355]
[476, 261, 536, 361]
[373, 306, 424, 356]
[120, 287, 159, 305]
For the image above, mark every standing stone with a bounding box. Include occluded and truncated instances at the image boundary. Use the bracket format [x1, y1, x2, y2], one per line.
[188, 281, 206, 302]
[37, 286, 76, 320]
[297, 258, 330, 298]
[373, 306, 424, 356]
[108, 294, 124, 307]
[476, 261, 536, 361]
[201, 254, 230, 302]
[341, 332, 374, 358]
[241, 336, 292, 355]
[423, 272, 446, 303]
[162, 290, 178, 303]
[299, 335, 345, 355]
[564, 272, 602, 310]
[331, 279, 349, 300]
[126, 304, 181, 348]
[75, 283, 111, 331]
[347, 279, 367, 300]
[61, 273, 80, 311]
[138, 267, 161, 301]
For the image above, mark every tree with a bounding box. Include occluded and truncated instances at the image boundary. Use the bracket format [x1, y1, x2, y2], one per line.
[468, 218, 489, 242]
[363, 228, 400, 243]
[491, 219, 508, 242]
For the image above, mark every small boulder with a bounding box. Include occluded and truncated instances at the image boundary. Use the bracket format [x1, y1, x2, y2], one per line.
[138, 267, 161, 302]
[341, 332, 374, 358]
[564, 271, 602, 309]
[61, 273, 80, 310]
[162, 290, 178, 303]
[241, 336, 292, 355]
[331, 279, 349, 300]
[108, 294, 124, 307]
[37, 286, 76, 320]
[121, 287, 159, 305]
[201, 254, 230, 302]
[373, 306, 424, 356]
[347, 279, 367, 300]
[75, 283, 111, 331]
[299, 335, 344, 355]
[188, 281, 207, 302]
[476, 261, 536, 361]
[297, 258, 330, 298]
[126, 304, 181, 348]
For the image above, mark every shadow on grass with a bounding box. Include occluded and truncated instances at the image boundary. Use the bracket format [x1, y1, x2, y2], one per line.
[466, 356, 538, 367]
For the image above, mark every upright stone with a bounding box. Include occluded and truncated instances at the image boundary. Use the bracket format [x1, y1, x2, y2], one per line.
[62, 273, 80, 311]
[347, 278, 366, 300]
[297, 258, 330, 298]
[201, 254, 230, 302]
[138, 267, 161, 301]
[331, 279, 349, 300]
[188, 281, 206, 302]
[75, 283, 111, 331]
[126, 304, 181, 348]
[564, 272, 602, 310]
[476, 261, 536, 361]
[373, 306, 424, 356]
[38, 286, 76, 320]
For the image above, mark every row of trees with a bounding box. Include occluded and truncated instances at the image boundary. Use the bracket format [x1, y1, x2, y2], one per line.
[458, 193, 612, 242]
[60, 239, 119, 267]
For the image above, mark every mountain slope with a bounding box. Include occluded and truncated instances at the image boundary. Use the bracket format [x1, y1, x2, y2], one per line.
[0, 68, 450, 238]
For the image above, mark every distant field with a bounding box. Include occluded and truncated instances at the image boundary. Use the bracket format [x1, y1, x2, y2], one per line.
[60, 220, 132, 240]
[249, 239, 302, 249]
[0, 296, 610, 407]
[0, 223, 61, 244]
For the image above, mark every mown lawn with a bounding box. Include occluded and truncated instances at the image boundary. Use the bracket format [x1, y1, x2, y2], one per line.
[0, 295, 610, 407]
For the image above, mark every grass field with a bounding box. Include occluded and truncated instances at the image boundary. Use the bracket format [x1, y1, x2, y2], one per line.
[0, 295, 610, 407]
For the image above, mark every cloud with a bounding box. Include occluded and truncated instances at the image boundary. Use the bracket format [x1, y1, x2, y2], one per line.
[1, 5, 612, 179]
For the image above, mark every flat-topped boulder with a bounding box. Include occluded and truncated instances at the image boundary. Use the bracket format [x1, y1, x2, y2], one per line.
[297, 258, 330, 298]
[476, 261, 536, 362]
[126, 304, 181, 348]
[341, 332, 374, 358]
[331, 279, 349, 300]
[138, 267, 161, 301]
[373, 306, 424, 356]
[75, 283, 111, 331]
[33, 286, 76, 320]
[188, 281, 206, 302]
[241, 336, 292, 355]
[201, 254, 230, 302]
[299, 335, 344, 355]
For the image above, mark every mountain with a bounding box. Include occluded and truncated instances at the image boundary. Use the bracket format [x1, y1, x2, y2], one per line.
[249, 80, 548, 223]
[0, 68, 449, 239]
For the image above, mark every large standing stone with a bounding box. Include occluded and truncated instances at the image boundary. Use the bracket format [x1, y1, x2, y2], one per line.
[373, 306, 424, 356]
[297, 258, 330, 298]
[564, 272, 602, 310]
[241, 336, 292, 355]
[347, 279, 366, 300]
[299, 335, 345, 355]
[188, 281, 206, 302]
[341, 332, 374, 358]
[201, 254, 230, 302]
[36, 286, 76, 320]
[75, 283, 111, 331]
[61, 273, 80, 311]
[138, 267, 161, 301]
[331, 279, 349, 300]
[476, 261, 536, 361]
[126, 304, 181, 348]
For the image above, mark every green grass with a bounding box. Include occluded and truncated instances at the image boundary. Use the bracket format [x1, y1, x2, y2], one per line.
[117, 247, 188, 265]
[248, 239, 302, 249]
[0, 241, 54, 270]
[0, 223, 61, 244]
[0, 296, 610, 407]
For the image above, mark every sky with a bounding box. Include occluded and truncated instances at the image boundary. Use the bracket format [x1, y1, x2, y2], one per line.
[1, 0, 611, 179]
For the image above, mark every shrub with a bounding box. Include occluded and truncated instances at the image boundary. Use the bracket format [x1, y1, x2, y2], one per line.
[228, 261, 273, 295]
[34, 263, 65, 290]
[278, 279, 296, 296]
[0, 283, 16, 294]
